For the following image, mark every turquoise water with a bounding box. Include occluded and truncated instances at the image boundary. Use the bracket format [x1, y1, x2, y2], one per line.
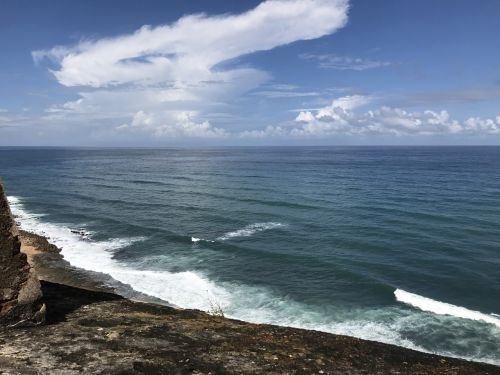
[1, 146, 499, 364]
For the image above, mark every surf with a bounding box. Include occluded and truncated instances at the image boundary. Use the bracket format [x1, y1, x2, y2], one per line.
[7, 196, 500, 366]
[394, 289, 500, 327]
[216, 222, 286, 241]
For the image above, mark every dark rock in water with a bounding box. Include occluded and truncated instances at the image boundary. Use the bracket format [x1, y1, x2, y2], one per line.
[0, 178, 45, 327]
[70, 229, 91, 240]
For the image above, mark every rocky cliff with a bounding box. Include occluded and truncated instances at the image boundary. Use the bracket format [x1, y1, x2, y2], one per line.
[0, 280, 498, 374]
[0, 178, 45, 327]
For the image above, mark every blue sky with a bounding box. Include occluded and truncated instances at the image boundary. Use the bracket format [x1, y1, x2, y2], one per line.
[1, 0, 500, 146]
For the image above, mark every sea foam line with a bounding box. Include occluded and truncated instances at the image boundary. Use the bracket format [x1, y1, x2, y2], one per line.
[395, 289, 500, 328]
[216, 222, 285, 241]
[190, 222, 286, 243]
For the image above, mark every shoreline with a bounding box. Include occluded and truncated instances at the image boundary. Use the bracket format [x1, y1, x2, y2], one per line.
[19, 230, 170, 306]
[5, 229, 498, 373]
[20, 229, 119, 294]
[7, 188, 500, 367]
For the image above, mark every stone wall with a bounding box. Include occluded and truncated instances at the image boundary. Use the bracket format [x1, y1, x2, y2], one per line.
[0, 178, 45, 327]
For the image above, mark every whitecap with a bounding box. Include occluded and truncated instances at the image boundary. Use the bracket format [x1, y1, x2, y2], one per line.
[9, 196, 227, 310]
[217, 222, 285, 241]
[7, 196, 500, 366]
[191, 237, 214, 244]
[394, 289, 500, 327]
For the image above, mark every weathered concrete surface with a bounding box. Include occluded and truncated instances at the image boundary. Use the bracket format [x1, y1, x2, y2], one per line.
[0, 179, 45, 327]
[0, 281, 498, 375]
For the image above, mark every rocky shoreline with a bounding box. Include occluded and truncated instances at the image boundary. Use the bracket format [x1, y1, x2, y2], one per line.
[0, 182, 45, 328]
[0, 231, 496, 373]
[0, 179, 498, 373]
[1, 279, 499, 375]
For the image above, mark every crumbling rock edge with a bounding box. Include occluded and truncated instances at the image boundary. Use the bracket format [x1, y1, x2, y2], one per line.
[0, 178, 45, 327]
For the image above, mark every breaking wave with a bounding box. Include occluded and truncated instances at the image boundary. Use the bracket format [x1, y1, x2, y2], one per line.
[217, 222, 286, 241]
[395, 289, 500, 328]
[8, 196, 500, 366]
[191, 237, 214, 244]
[190, 222, 285, 244]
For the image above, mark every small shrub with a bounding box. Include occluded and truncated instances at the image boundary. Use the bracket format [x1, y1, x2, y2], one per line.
[207, 298, 225, 318]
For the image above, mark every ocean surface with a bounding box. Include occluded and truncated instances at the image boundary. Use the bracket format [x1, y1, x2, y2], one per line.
[1, 146, 499, 364]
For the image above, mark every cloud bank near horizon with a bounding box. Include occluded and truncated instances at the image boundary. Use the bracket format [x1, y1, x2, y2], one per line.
[241, 95, 500, 139]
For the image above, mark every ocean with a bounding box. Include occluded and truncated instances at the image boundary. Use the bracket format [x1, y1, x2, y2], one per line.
[1, 146, 499, 364]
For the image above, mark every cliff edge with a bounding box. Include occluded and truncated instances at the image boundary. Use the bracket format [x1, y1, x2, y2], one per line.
[0, 178, 45, 327]
[0, 280, 498, 374]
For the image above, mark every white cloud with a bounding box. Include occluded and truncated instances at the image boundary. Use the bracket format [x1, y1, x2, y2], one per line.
[0, 109, 8, 113]
[33, 0, 349, 138]
[323, 94, 370, 111]
[117, 110, 228, 138]
[241, 95, 500, 138]
[253, 83, 322, 99]
[295, 111, 315, 122]
[300, 53, 393, 70]
[268, 84, 299, 91]
[253, 90, 320, 98]
[36, 0, 348, 88]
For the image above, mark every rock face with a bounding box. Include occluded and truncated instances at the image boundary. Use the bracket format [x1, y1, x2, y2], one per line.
[1, 281, 498, 374]
[0, 178, 45, 327]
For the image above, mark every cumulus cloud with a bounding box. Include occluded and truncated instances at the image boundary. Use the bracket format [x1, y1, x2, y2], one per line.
[300, 53, 393, 70]
[32, 0, 349, 138]
[241, 95, 500, 138]
[117, 110, 228, 138]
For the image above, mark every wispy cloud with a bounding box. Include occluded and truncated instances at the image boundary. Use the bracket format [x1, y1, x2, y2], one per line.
[268, 84, 299, 91]
[32, 0, 349, 139]
[300, 53, 393, 70]
[36, 1, 349, 88]
[253, 90, 320, 98]
[390, 87, 500, 107]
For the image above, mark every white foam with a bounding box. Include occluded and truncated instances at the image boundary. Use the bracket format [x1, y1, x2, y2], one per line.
[8, 196, 229, 311]
[191, 237, 214, 244]
[7, 196, 20, 204]
[395, 289, 500, 328]
[7, 196, 500, 366]
[217, 222, 285, 241]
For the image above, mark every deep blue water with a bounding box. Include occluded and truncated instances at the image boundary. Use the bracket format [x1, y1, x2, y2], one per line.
[1, 146, 499, 364]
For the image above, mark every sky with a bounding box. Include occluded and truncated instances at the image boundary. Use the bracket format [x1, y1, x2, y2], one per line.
[1, 0, 500, 146]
